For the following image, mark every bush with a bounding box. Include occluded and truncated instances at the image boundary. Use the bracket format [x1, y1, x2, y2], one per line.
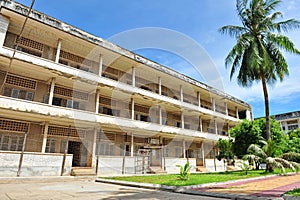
[176, 162, 192, 181]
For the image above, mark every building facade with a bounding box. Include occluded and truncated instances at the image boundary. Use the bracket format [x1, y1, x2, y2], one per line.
[0, 0, 252, 176]
[274, 111, 300, 134]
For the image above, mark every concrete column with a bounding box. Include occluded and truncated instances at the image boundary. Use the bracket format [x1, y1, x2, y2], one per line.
[92, 128, 98, 167]
[197, 92, 201, 108]
[236, 107, 239, 119]
[132, 67, 136, 87]
[199, 116, 203, 132]
[225, 102, 228, 116]
[48, 77, 56, 105]
[181, 111, 184, 129]
[131, 98, 135, 120]
[246, 110, 251, 120]
[180, 85, 183, 102]
[98, 54, 103, 77]
[298, 119, 300, 130]
[212, 97, 216, 112]
[201, 142, 205, 167]
[159, 106, 163, 125]
[183, 140, 186, 159]
[41, 122, 49, 153]
[130, 133, 134, 157]
[158, 77, 162, 95]
[214, 119, 218, 135]
[55, 39, 62, 63]
[227, 123, 230, 136]
[0, 15, 9, 48]
[95, 89, 100, 114]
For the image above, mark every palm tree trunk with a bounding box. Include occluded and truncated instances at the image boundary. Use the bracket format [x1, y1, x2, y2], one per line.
[261, 75, 271, 140]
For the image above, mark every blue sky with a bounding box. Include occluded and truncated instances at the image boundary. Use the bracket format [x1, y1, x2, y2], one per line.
[16, 0, 300, 118]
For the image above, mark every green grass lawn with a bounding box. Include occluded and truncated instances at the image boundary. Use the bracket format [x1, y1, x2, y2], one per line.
[285, 188, 300, 196]
[104, 169, 282, 186]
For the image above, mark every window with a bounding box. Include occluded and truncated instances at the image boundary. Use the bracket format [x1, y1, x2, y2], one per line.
[0, 133, 24, 151]
[11, 88, 20, 98]
[60, 140, 67, 153]
[288, 125, 299, 130]
[25, 91, 34, 101]
[45, 138, 56, 153]
[174, 121, 181, 128]
[98, 142, 115, 156]
[175, 148, 182, 158]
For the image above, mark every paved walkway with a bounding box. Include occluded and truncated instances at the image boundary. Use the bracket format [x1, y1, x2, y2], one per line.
[193, 173, 300, 198]
[0, 178, 227, 200]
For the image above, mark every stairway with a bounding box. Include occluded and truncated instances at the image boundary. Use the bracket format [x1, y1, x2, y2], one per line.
[71, 167, 96, 176]
[196, 166, 209, 173]
[148, 166, 166, 174]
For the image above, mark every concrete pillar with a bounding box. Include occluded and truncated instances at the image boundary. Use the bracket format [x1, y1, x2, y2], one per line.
[48, 77, 56, 105]
[98, 54, 103, 77]
[246, 110, 251, 120]
[236, 107, 239, 119]
[132, 67, 136, 87]
[181, 111, 184, 129]
[95, 89, 100, 114]
[212, 97, 216, 112]
[55, 39, 62, 63]
[183, 140, 186, 159]
[41, 122, 49, 153]
[199, 116, 203, 132]
[158, 77, 162, 95]
[0, 15, 9, 48]
[131, 98, 135, 120]
[159, 106, 163, 125]
[130, 133, 134, 157]
[225, 102, 228, 116]
[197, 92, 201, 108]
[214, 119, 218, 135]
[180, 85, 183, 102]
[92, 128, 98, 167]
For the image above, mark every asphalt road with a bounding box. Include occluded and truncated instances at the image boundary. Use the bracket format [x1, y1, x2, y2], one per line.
[0, 178, 229, 200]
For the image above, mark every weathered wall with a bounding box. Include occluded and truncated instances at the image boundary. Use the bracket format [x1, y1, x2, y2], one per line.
[97, 156, 135, 175]
[0, 151, 72, 176]
[164, 158, 196, 173]
[205, 159, 225, 172]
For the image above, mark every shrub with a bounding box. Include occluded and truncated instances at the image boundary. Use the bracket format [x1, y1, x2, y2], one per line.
[176, 162, 192, 181]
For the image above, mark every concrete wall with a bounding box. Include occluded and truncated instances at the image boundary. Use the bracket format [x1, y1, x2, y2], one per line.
[165, 158, 196, 173]
[205, 159, 226, 172]
[0, 151, 72, 177]
[97, 156, 135, 175]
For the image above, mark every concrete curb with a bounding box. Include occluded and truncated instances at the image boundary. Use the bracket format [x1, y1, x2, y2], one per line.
[0, 176, 95, 184]
[96, 177, 279, 200]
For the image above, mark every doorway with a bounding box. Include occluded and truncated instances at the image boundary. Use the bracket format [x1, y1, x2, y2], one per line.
[68, 141, 82, 167]
[150, 148, 162, 166]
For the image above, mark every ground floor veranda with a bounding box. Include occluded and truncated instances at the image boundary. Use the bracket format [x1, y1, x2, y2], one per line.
[0, 116, 226, 177]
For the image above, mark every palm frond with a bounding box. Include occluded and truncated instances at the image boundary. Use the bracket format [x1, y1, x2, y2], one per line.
[247, 144, 268, 158]
[219, 25, 247, 38]
[267, 33, 300, 54]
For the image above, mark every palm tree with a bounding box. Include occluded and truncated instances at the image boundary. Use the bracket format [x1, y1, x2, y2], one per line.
[246, 139, 300, 173]
[219, 0, 300, 140]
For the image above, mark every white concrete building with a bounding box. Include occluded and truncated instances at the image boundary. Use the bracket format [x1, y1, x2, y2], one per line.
[0, 0, 252, 176]
[274, 111, 300, 133]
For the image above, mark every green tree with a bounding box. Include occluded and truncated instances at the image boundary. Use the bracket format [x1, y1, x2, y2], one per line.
[216, 139, 235, 169]
[229, 120, 261, 158]
[219, 0, 300, 140]
[283, 129, 300, 154]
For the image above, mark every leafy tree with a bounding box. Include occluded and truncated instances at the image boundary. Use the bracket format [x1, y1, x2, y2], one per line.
[283, 129, 300, 153]
[216, 139, 235, 169]
[246, 139, 300, 173]
[255, 118, 286, 155]
[229, 120, 261, 158]
[220, 0, 300, 140]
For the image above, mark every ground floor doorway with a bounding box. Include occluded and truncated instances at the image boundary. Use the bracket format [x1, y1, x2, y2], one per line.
[150, 148, 162, 167]
[68, 141, 88, 167]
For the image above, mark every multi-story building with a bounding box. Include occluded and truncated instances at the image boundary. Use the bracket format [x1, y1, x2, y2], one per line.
[0, 0, 252, 176]
[274, 111, 300, 134]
